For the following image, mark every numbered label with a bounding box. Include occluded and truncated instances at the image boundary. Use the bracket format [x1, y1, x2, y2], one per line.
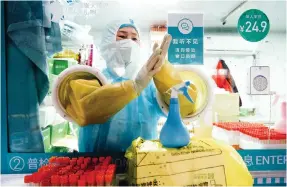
[237, 9, 270, 42]
[9, 156, 25, 171]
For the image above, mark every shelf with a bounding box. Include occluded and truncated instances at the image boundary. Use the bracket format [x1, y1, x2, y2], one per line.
[239, 115, 275, 124]
[247, 93, 275, 96]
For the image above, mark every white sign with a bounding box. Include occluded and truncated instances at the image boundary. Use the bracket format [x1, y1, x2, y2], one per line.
[168, 13, 204, 64]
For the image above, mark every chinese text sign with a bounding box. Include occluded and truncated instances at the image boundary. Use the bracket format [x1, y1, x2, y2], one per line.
[168, 13, 204, 65]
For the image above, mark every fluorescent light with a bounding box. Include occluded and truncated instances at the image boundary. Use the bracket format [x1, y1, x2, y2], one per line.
[141, 0, 179, 5]
[118, 0, 178, 5]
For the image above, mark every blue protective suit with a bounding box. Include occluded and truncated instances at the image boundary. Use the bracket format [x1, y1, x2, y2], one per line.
[78, 19, 167, 152]
[79, 69, 164, 152]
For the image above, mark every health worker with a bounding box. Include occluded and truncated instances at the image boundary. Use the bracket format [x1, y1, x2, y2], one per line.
[54, 19, 198, 152]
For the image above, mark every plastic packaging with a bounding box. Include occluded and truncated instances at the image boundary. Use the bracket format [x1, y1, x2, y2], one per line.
[125, 137, 253, 186]
[159, 81, 194, 148]
[59, 20, 93, 45]
[53, 49, 80, 62]
[47, 57, 79, 95]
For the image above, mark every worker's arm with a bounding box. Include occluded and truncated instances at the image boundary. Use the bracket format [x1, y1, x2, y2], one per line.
[153, 60, 198, 117]
[150, 34, 198, 117]
[63, 79, 138, 127]
[153, 60, 182, 93]
[62, 48, 166, 126]
[61, 35, 174, 126]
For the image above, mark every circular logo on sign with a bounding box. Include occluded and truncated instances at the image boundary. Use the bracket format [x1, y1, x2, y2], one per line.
[178, 18, 193, 35]
[237, 9, 270, 42]
[9, 156, 25, 171]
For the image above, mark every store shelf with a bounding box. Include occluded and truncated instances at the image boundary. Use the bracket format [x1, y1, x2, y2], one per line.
[239, 115, 275, 125]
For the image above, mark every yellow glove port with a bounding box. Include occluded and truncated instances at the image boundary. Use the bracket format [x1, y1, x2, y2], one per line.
[57, 72, 138, 126]
[153, 60, 200, 117]
[179, 70, 209, 117]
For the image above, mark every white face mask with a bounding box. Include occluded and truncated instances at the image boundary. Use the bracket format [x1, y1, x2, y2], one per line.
[106, 39, 141, 79]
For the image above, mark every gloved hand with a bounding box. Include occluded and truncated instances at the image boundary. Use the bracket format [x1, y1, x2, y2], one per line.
[133, 34, 172, 94]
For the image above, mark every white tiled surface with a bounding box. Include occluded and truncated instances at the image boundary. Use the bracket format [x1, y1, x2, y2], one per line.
[0, 174, 26, 186]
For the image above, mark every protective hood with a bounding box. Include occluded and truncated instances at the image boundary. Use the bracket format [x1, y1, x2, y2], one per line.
[99, 19, 143, 80]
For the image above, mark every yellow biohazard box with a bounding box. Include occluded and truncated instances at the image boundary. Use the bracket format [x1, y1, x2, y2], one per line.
[125, 137, 253, 186]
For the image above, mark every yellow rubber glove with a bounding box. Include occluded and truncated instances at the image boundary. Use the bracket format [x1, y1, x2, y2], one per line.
[152, 34, 198, 117]
[153, 61, 198, 117]
[60, 78, 138, 126]
[180, 70, 209, 116]
[152, 35, 198, 117]
[58, 35, 172, 127]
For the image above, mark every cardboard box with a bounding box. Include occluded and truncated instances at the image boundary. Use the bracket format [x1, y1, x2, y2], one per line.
[126, 138, 227, 186]
[212, 93, 240, 123]
[213, 93, 240, 116]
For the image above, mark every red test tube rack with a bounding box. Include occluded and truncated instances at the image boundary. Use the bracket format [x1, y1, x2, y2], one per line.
[24, 156, 117, 186]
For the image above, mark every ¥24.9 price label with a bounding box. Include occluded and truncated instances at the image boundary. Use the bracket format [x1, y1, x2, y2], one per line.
[237, 9, 270, 42]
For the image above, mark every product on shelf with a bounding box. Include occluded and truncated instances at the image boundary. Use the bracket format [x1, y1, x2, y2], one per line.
[239, 127, 286, 149]
[212, 122, 265, 149]
[79, 44, 94, 66]
[24, 156, 116, 186]
[125, 137, 253, 186]
[212, 122, 286, 149]
[53, 49, 80, 62]
[47, 57, 78, 95]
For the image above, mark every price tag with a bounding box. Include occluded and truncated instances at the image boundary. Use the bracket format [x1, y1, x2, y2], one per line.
[237, 9, 270, 42]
